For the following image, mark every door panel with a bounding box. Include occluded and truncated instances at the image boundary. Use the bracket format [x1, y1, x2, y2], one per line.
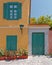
[6, 36, 17, 51]
[32, 33, 44, 55]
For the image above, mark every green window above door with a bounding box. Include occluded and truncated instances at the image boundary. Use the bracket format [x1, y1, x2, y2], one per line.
[3, 2, 22, 20]
[6, 35, 17, 51]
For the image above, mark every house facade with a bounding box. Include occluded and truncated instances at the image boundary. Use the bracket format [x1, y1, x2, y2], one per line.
[0, 0, 51, 55]
[0, 0, 30, 52]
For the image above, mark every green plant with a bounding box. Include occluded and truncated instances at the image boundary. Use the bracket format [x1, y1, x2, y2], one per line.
[22, 49, 28, 56]
[37, 15, 51, 24]
[17, 49, 23, 56]
[4, 50, 10, 56]
[48, 21, 52, 28]
[30, 18, 37, 24]
[30, 15, 52, 30]
[17, 48, 28, 56]
[10, 51, 16, 56]
[37, 16, 45, 24]
[5, 50, 16, 57]
[0, 49, 4, 57]
[30, 15, 52, 25]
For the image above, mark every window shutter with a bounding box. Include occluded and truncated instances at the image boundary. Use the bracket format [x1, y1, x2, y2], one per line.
[6, 36, 11, 50]
[17, 3, 22, 19]
[3, 3, 7, 19]
[6, 36, 17, 51]
[3, 3, 9, 19]
[10, 36, 17, 50]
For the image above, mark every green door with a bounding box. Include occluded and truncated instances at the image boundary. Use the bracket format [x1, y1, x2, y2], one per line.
[6, 35, 17, 51]
[32, 33, 44, 55]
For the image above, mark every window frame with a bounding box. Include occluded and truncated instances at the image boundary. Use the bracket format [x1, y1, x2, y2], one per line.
[3, 2, 22, 20]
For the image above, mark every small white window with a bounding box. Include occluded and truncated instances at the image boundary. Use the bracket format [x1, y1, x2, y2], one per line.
[14, 16, 17, 19]
[14, 12, 17, 14]
[14, 5, 17, 8]
[10, 13, 13, 15]
[10, 5, 13, 8]
[10, 16, 13, 19]
[14, 10, 17, 12]
[10, 10, 13, 12]
[14, 13, 17, 15]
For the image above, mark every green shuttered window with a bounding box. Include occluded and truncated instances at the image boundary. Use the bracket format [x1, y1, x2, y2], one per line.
[3, 2, 22, 20]
[6, 36, 17, 51]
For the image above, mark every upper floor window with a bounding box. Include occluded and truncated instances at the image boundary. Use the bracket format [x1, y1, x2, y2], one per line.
[3, 2, 22, 20]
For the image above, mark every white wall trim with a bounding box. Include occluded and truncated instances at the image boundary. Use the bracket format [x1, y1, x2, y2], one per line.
[28, 28, 49, 55]
[0, 26, 50, 28]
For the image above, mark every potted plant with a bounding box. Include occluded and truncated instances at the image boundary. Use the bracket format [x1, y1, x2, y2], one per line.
[5, 51, 17, 60]
[17, 48, 28, 59]
[21, 49, 28, 59]
[0, 49, 5, 60]
[4, 50, 11, 60]
[10, 51, 17, 60]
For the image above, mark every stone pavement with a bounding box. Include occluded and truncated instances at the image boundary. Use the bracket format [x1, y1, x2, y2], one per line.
[0, 56, 52, 65]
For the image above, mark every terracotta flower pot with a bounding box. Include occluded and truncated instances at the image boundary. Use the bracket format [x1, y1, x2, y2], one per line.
[17, 55, 28, 59]
[21, 55, 28, 59]
[12, 56, 17, 60]
[0, 56, 5, 60]
[5, 56, 17, 60]
[5, 56, 11, 60]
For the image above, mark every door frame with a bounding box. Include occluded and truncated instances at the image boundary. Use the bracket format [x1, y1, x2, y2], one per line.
[28, 27, 49, 55]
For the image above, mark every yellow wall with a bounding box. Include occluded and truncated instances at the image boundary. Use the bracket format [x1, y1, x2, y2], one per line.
[0, 28, 28, 51]
[0, 0, 30, 51]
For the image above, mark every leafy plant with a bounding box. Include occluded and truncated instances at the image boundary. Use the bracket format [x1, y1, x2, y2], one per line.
[37, 15, 52, 24]
[5, 50, 16, 57]
[30, 18, 37, 24]
[48, 21, 52, 28]
[4, 50, 10, 56]
[37, 16, 45, 24]
[0, 49, 4, 57]
[10, 51, 16, 56]
[22, 49, 28, 56]
[17, 48, 28, 56]
[17, 49, 23, 56]
[30, 15, 52, 30]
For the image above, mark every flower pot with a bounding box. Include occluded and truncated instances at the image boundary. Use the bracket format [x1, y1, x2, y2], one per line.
[17, 55, 28, 59]
[5, 56, 11, 60]
[21, 55, 28, 59]
[5, 56, 17, 60]
[5, 56, 13, 60]
[12, 56, 17, 60]
[0, 56, 5, 60]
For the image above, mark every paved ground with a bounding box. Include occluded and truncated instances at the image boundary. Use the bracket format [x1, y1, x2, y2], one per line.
[0, 56, 52, 65]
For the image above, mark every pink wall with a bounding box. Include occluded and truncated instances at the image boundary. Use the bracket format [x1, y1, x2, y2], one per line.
[49, 30, 52, 54]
